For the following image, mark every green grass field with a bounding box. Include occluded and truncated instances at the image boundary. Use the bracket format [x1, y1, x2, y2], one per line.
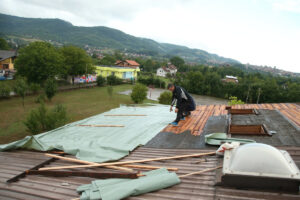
[0, 84, 156, 144]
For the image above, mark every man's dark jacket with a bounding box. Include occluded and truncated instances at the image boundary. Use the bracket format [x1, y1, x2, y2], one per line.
[171, 85, 196, 111]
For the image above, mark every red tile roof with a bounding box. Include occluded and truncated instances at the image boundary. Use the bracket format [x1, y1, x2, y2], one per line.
[125, 60, 140, 66]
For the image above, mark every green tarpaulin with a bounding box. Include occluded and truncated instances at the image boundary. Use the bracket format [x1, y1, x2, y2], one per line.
[77, 168, 180, 200]
[0, 104, 176, 162]
[205, 132, 256, 145]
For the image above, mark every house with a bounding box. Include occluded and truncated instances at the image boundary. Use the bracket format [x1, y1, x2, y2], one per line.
[0, 50, 17, 70]
[156, 64, 177, 77]
[115, 60, 140, 69]
[222, 75, 238, 83]
[95, 65, 140, 80]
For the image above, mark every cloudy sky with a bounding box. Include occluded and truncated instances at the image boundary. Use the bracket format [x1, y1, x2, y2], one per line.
[1, 0, 300, 72]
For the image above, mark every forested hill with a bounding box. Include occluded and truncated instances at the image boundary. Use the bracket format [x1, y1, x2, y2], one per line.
[0, 13, 239, 65]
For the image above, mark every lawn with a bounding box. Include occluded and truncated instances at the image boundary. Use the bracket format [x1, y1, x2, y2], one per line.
[0, 84, 156, 144]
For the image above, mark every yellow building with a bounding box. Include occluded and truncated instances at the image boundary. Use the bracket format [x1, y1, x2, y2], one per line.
[95, 65, 140, 80]
[0, 50, 17, 70]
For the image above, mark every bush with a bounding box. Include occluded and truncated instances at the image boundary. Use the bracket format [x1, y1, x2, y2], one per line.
[107, 75, 123, 85]
[35, 94, 46, 104]
[0, 83, 11, 99]
[13, 77, 28, 107]
[30, 83, 41, 94]
[131, 83, 148, 103]
[158, 91, 172, 105]
[138, 75, 165, 88]
[44, 78, 57, 101]
[45, 104, 67, 130]
[96, 75, 106, 86]
[24, 103, 68, 134]
[228, 96, 244, 106]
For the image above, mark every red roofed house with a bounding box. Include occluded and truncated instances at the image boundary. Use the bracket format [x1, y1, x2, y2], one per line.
[115, 60, 140, 69]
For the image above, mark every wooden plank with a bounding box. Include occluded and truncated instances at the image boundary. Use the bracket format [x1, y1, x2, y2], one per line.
[27, 170, 140, 179]
[179, 166, 222, 178]
[44, 153, 178, 171]
[43, 154, 134, 172]
[39, 152, 216, 171]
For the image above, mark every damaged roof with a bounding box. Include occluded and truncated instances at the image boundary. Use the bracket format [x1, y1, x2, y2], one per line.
[0, 147, 300, 200]
[0, 102, 300, 199]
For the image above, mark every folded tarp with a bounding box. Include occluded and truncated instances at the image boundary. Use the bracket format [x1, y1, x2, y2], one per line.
[0, 104, 176, 162]
[77, 168, 180, 200]
[205, 133, 256, 145]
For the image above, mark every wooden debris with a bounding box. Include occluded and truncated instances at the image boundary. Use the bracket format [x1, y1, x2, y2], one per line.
[44, 154, 134, 172]
[40, 152, 216, 171]
[27, 170, 140, 179]
[179, 165, 222, 178]
[44, 154, 178, 171]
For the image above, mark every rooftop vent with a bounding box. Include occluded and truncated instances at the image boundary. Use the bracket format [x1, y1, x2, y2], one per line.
[221, 143, 300, 192]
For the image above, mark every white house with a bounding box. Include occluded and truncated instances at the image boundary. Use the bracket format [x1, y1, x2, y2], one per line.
[156, 64, 177, 77]
[222, 75, 239, 83]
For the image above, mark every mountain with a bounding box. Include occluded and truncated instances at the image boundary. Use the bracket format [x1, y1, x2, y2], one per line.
[0, 13, 239, 65]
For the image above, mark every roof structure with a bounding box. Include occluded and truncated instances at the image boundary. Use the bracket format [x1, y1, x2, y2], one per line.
[0, 103, 299, 199]
[0, 50, 17, 61]
[115, 60, 140, 68]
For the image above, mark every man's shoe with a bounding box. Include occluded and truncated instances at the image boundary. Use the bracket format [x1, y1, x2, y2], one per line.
[181, 117, 186, 121]
[169, 122, 178, 126]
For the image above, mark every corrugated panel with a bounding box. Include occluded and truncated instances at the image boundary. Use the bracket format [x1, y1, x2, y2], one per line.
[0, 147, 300, 200]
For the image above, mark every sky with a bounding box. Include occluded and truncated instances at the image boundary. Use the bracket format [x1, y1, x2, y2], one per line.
[0, 0, 300, 73]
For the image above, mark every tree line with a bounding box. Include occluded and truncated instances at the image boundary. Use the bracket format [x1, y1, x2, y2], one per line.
[173, 66, 300, 103]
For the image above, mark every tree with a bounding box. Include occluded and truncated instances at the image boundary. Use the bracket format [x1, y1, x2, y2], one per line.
[0, 38, 9, 50]
[131, 83, 148, 103]
[107, 86, 113, 99]
[14, 42, 63, 84]
[170, 56, 184, 68]
[44, 78, 57, 101]
[14, 77, 28, 107]
[99, 54, 116, 65]
[60, 45, 94, 85]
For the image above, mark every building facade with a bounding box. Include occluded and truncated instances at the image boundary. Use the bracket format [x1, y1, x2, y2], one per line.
[0, 50, 17, 70]
[95, 65, 140, 80]
[156, 64, 177, 77]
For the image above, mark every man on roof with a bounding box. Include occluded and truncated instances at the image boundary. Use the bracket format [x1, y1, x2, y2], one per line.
[167, 83, 196, 126]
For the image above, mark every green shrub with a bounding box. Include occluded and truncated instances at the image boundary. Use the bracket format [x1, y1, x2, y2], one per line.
[107, 75, 123, 85]
[45, 104, 67, 130]
[30, 83, 41, 94]
[24, 103, 67, 134]
[228, 96, 244, 106]
[96, 75, 106, 86]
[44, 78, 57, 101]
[158, 91, 172, 105]
[13, 77, 28, 107]
[35, 93, 46, 103]
[131, 83, 148, 103]
[0, 83, 11, 99]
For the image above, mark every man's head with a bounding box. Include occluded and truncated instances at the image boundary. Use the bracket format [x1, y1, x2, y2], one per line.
[167, 83, 175, 92]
